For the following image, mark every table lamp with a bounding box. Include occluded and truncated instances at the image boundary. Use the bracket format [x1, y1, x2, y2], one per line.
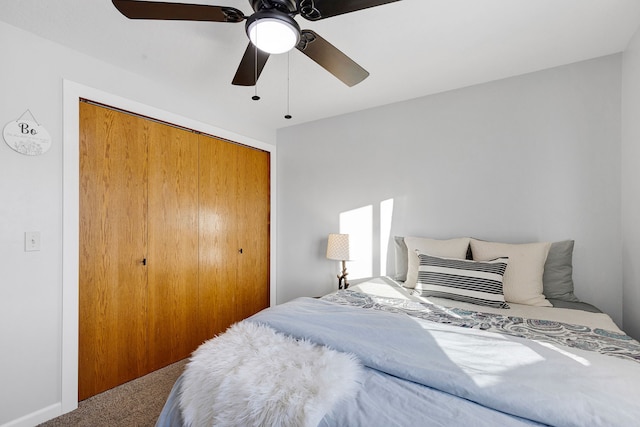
[326, 233, 351, 290]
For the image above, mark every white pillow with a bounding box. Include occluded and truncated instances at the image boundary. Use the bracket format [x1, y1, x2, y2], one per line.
[404, 236, 470, 288]
[470, 239, 552, 307]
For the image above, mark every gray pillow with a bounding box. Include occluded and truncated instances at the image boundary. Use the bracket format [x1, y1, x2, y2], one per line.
[546, 298, 600, 313]
[393, 236, 408, 282]
[542, 240, 580, 302]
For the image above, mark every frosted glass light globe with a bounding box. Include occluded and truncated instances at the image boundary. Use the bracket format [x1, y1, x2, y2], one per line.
[248, 18, 300, 54]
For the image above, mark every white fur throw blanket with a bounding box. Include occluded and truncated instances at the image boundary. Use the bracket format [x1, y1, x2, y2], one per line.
[179, 321, 363, 427]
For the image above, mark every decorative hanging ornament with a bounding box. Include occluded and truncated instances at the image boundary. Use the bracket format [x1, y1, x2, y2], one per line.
[3, 110, 52, 156]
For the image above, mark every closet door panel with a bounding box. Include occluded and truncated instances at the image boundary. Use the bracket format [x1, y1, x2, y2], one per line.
[147, 124, 200, 370]
[79, 102, 149, 400]
[198, 135, 239, 339]
[235, 147, 270, 321]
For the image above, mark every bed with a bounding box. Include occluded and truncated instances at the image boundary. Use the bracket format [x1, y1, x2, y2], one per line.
[156, 237, 640, 426]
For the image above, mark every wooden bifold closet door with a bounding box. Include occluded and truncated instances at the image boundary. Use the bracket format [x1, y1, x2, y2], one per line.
[198, 135, 270, 339]
[78, 101, 269, 400]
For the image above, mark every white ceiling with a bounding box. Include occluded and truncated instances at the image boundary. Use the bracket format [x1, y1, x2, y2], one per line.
[1, 0, 640, 134]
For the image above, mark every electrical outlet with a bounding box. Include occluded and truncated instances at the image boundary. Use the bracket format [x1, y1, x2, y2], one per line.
[25, 232, 41, 252]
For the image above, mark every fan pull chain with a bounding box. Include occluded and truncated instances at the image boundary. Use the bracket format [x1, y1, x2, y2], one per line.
[252, 29, 260, 101]
[284, 51, 292, 119]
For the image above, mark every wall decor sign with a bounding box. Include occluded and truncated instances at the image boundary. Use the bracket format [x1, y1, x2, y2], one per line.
[3, 110, 52, 156]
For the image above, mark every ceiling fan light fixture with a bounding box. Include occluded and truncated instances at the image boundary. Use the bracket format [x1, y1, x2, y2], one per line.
[246, 12, 300, 54]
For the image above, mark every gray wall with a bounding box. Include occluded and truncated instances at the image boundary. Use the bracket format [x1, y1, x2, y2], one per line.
[622, 26, 640, 340]
[277, 55, 623, 329]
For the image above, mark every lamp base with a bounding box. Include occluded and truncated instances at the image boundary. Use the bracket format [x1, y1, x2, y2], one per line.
[337, 261, 349, 290]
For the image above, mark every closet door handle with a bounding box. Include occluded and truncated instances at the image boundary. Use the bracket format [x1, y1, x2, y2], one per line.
[141, 258, 147, 266]
[238, 248, 243, 254]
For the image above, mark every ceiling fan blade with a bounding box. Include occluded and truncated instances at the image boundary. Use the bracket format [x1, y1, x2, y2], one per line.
[232, 43, 270, 86]
[112, 0, 245, 22]
[296, 30, 369, 87]
[299, 0, 401, 21]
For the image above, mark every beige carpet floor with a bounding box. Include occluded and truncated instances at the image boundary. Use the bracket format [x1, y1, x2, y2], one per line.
[39, 359, 187, 427]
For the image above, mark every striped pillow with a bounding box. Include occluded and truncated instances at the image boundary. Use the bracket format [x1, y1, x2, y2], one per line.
[414, 253, 510, 309]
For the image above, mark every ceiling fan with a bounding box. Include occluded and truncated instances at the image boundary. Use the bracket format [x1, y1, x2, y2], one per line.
[112, 0, 401, 87]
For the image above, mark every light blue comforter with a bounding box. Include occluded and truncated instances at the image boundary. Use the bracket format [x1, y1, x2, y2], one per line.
[158, 296, 640, 426]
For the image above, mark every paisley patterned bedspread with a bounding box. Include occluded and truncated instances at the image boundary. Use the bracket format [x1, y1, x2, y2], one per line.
[322, 290, 640, 363]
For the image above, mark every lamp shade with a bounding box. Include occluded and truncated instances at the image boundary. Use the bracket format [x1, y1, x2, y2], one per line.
[326, 233, 351, 261]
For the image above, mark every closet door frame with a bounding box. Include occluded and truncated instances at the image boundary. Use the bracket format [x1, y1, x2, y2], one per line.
[61, 80, 276, 415]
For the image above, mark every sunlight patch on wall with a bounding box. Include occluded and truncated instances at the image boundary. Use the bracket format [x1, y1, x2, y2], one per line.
[380, 198, 394, 276]
[340, 205, 373, 279]
[339, 199, 394, 280]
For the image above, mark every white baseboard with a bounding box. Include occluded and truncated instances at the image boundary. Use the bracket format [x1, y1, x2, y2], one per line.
[1, 403, 63, 427]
